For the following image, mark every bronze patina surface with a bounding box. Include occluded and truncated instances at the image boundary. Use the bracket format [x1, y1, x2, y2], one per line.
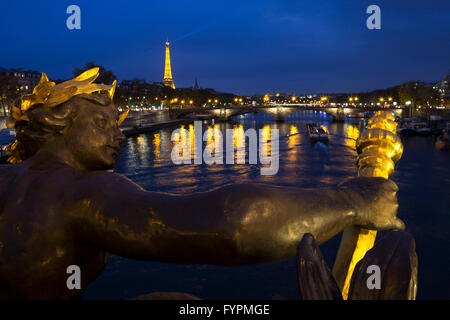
[0, 69, 403, 299]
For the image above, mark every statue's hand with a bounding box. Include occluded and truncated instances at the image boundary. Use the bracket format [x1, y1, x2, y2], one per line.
[339, 177, 405, 231]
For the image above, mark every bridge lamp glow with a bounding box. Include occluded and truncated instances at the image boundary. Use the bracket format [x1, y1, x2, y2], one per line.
[214, 99, 218, 103]
[354, 97, 359, 101]
[380, 98, 384, 102]
[349, 97, 353, 102]
[189, 100, 193, 104]
[388, 97, 393, 101]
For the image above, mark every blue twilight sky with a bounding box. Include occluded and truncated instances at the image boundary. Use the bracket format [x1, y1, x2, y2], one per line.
[0, 0, 449, 95]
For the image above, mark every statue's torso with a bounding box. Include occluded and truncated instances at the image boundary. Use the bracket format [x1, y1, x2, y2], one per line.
[0, 163, 108, 299]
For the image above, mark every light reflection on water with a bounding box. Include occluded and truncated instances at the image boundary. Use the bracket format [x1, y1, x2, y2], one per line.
[114, 111, 363, 193]
[83, 110, 450, 300]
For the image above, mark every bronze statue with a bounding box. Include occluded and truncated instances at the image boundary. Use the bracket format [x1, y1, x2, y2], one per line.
[0, 69, 404, 299]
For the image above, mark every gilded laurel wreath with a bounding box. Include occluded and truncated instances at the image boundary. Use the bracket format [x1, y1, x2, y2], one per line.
[4, 67, 129, 130]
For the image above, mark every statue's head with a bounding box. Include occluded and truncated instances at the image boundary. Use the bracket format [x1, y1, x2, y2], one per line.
[4, 68, 129, 170]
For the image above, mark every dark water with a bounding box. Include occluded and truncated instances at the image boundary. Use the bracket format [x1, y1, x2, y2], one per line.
[82, 110, 450, 300]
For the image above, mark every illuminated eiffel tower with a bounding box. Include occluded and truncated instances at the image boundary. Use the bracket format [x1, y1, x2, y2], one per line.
[163, 40, 175, 89]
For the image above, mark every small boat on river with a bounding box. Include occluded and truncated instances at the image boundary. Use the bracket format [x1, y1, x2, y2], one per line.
[398, 118, 431, 135]
[307, 123, 328, 142]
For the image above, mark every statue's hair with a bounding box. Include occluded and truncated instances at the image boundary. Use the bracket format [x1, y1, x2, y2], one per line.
[6, 93, 112, 164]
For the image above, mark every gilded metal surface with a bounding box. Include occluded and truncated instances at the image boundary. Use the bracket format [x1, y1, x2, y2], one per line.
[333, 111, 405, 299]
[296, 231, 417, 300]
[0, 90, 403, 298]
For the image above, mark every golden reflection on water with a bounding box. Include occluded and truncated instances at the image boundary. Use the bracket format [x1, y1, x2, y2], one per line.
[204, 124, 223, 159]
[152, 133, 161, 166]
[233, 124, 245, 164]
[189, 124, 195, 160]
[287, 125, 300, 163]
[137, 136, 149, 159]
[260, 124, 272, 160]
[170, 124, 198, 187]
[120, 117, 371, 194]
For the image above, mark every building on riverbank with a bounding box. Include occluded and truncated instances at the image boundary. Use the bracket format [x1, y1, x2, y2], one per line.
[433, 73, 449, 107]
[0, 67, 40, 94]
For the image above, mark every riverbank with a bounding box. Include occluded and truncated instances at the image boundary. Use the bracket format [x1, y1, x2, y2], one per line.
[121, 119, 194, 137]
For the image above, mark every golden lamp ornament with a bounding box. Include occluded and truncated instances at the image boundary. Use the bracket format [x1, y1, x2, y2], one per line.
[333, 110, 404, 299]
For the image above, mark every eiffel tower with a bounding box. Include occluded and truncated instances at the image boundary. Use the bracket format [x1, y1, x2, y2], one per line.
[163, 40, 175, 89]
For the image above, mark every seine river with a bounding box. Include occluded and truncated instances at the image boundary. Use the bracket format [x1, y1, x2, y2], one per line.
[83, 110, 450, 300]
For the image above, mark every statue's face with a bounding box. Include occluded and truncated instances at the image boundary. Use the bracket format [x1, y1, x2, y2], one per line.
[62, 96, 126, 170]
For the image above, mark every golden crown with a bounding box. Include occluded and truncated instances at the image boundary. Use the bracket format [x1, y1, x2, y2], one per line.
[5, 67, 129, 128]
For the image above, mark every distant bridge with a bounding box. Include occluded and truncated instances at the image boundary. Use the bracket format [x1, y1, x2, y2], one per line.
[168, 104, 407, 121]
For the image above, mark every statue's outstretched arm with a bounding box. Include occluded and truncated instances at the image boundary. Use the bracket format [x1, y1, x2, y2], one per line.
[69, 172, 402, 265]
